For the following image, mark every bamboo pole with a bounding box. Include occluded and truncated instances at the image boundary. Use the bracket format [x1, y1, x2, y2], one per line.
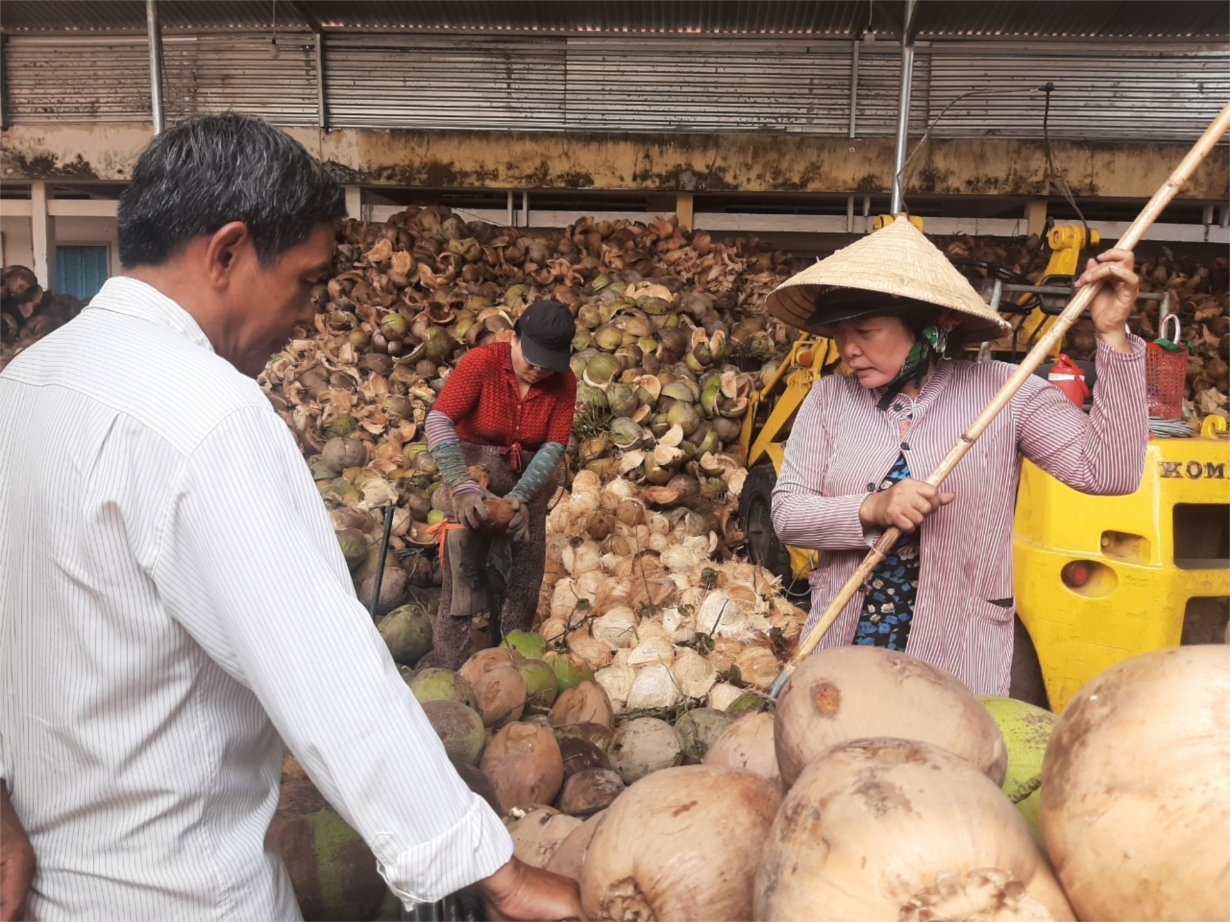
[769, 99, 1230, 699]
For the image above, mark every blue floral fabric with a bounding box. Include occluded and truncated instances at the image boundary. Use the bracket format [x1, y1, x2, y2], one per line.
[854, 454, 920, 652]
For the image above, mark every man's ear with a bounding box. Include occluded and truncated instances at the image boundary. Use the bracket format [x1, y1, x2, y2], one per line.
[204, 221, 252, 289]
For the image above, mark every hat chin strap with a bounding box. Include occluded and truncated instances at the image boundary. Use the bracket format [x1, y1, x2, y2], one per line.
[874, 319, 956, 411]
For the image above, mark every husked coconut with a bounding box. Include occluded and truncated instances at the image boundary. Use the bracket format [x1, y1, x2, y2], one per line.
[581, 766, 781, 922]
[594, 662, 637, 712]
[707, 682, 745, 712]
[669, 648, 716, 699]
[558, 767, 625, 817]
[480, 722, 564, 815]
[734, 647, 779, 691]
[625, 663, 680, 710]
[775, 646, 1007, 787]
[754, 739, 1073, 922]
[549, 681, 615, 730]
[592, 606, 639, 648]
[608, 717, 683, 784]
[545, 810, 606, 883]
[458, 648, 518, 688]
[509, 806, 583, 869]
[1041, 646, 1230, 922]
[471, 665, 527, 728]
[704, 712, 780, 785]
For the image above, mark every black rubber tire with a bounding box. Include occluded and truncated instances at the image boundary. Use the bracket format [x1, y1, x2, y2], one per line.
[738, 464, 811, 603]
[1008, 615, 1051, 710]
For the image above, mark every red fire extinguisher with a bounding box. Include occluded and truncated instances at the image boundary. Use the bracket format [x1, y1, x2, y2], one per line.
[1048, 354, 1090, 406]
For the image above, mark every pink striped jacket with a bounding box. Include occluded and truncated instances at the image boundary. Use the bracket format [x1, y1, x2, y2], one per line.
[771, 338, 1147, 695]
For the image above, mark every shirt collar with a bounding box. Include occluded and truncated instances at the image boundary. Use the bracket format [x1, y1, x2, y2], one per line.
[871, 355, 954, 415]
[83, 277, 216, 354]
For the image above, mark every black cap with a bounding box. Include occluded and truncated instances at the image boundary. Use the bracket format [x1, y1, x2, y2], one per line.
[517, 300, 576, 374]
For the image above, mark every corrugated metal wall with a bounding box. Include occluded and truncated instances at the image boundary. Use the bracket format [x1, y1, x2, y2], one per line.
[3, 32, 1226, 142]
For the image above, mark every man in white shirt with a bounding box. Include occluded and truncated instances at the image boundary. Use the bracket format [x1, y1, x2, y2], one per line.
[0, 114, 581, 921]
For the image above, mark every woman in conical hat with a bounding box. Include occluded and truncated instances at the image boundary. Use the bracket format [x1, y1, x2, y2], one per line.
[765, 220, 1147, 695]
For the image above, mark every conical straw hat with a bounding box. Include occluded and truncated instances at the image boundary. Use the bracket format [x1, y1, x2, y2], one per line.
[765, 219, 1011, 342]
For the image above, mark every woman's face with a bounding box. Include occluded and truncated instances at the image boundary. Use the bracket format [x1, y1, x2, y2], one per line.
[831, 315, 916, 389]
[510, 335, 556, 386]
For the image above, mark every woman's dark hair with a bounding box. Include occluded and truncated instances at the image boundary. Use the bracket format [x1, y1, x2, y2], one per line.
[118, 113, 346, 268]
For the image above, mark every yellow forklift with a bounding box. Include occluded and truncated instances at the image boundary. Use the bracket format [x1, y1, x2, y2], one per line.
[736, 223, 1230, 712]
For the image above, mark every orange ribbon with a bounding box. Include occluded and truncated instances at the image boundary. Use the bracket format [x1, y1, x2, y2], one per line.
[425, 517, 466, 566]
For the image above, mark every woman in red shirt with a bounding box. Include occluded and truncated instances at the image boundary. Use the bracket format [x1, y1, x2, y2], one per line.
[426, 300, 577, 668]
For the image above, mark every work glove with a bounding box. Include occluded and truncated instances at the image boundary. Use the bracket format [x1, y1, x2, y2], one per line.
[453, 486, 490, 530]
[507, 496, 531, 544]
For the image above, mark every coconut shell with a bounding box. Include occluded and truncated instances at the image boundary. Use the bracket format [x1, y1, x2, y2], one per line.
[558, 768, 625, 817]
[549, 681, 615, 730]
[458, 647, 518, 689]
[471, 665, 527, 729]
[480, 722, 564, 815]
[674, 707, 738, 764]
[703, 711, 780, 786]
[608, 717, 684, 784]
[555, 721, 615, 752]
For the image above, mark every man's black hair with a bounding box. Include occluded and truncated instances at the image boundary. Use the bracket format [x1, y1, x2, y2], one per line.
[118, 113, 346, 268]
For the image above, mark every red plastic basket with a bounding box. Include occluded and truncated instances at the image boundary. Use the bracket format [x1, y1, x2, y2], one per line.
[1145, 314, 1188, 419]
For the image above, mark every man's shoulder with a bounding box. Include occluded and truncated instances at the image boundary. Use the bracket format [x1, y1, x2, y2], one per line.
[4, 309, 273, 454]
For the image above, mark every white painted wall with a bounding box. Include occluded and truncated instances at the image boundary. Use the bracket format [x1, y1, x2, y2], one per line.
[0, 216, 36, 276]
[0, 214, 121, 286]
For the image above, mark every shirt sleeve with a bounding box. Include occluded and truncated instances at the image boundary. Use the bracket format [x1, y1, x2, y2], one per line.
[546, 372, 578, 446]
[1016, 335, 1148, 495]
[150, 405, 511, 905]
[772, 381, 879, 551]
[432, 348, 487, 424]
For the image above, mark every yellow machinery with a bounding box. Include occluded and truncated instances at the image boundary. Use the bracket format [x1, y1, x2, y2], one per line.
[736, 223, 1230, 712]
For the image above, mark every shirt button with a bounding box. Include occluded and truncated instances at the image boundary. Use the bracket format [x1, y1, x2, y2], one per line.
[867, 482, 876, 492]
[901, 441, 910, 451]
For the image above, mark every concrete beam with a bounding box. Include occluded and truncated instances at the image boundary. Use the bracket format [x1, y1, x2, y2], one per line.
[30, 181, 52, 287]
[2, 124, 1227, 202]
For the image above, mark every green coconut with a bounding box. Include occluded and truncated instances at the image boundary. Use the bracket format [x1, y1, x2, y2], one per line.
[518, 659, 560, 709]
[501, 630, 548, 661]
[979, 694, 1058, 842]
[409, 668, 476, 709]
[377, 603, 434, 666]
[727, 691, 774, 717]
[334, 528, 368, 570]
[544, 651, 596, 692]
[606, 383, 637, 417]
[326, 414, 358, 438]
[421, 700, 487, 766]
[608, 417, 642, 449]
[585, 353, 621, 385]
[270, 779, 389, 922]
[674, 707, 739, 764]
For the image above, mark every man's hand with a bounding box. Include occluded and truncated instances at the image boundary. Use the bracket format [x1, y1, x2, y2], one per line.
[1, 786, 34, 922]
[477, 857, 582, 922]
[1075, 248, 1139, 354]
[859, 479, 955, 533]
[452, 488, 490, 530]
[506, 497, 530, 544]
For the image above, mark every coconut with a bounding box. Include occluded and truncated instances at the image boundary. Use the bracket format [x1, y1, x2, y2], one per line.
[471, 665, 527, 728]
[673, 707, 738, 764]
[357, 567, 407, 617]
[703, 712, 780, 786]
[335, 528, 368, 569]
[509, 806, 583, 869]
[420, 700, 486, 766]
[549, 681, 615, 730]
[453, 762, 502, 814]
[501, 630, 548, 660]
[707, 682, 746, 712]
[625, 663, 680, 710]
[376, 603, 434, 666]
[726, 690, 772, 717]
[754, 738, 1073, 922]
[593, 661, 637, 712]
[558, 736, 612, 781]
[458, 647, 518, 689]
[555, 721, 615, 752]
[558, 768, 625, 817]
[1040, 646, 1230, 921]
[518, 658, 559, 709]
[979, 695, 1058, 842]
[545, 810, 606, 883]
[775, 646, 1008, 787]
[608, 717, 684, 784]
[270, 778, 389, 922]
[320, 437, 367, 473]
[545, 650, 597, 692]
[408, 668, 475, 708]
[581, 766, 782, 922]
[480, 722, 564, 815]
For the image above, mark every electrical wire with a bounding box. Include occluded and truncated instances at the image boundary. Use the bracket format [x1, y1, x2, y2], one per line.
[1040, 83, 1089, 240]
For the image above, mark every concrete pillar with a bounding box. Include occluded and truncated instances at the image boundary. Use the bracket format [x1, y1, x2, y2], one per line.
[344, 185, 362, 220]
[31, 181, 54, 288]
[675, 193, 695, 230]
[1026, 198, 1048, 237]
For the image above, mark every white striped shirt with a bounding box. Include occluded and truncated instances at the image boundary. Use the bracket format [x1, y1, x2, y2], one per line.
[772, 339, 1147, 695]
[0, 277, 511, 921]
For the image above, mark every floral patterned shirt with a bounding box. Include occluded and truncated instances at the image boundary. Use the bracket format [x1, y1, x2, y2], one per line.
[854, 454, 920, 651]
